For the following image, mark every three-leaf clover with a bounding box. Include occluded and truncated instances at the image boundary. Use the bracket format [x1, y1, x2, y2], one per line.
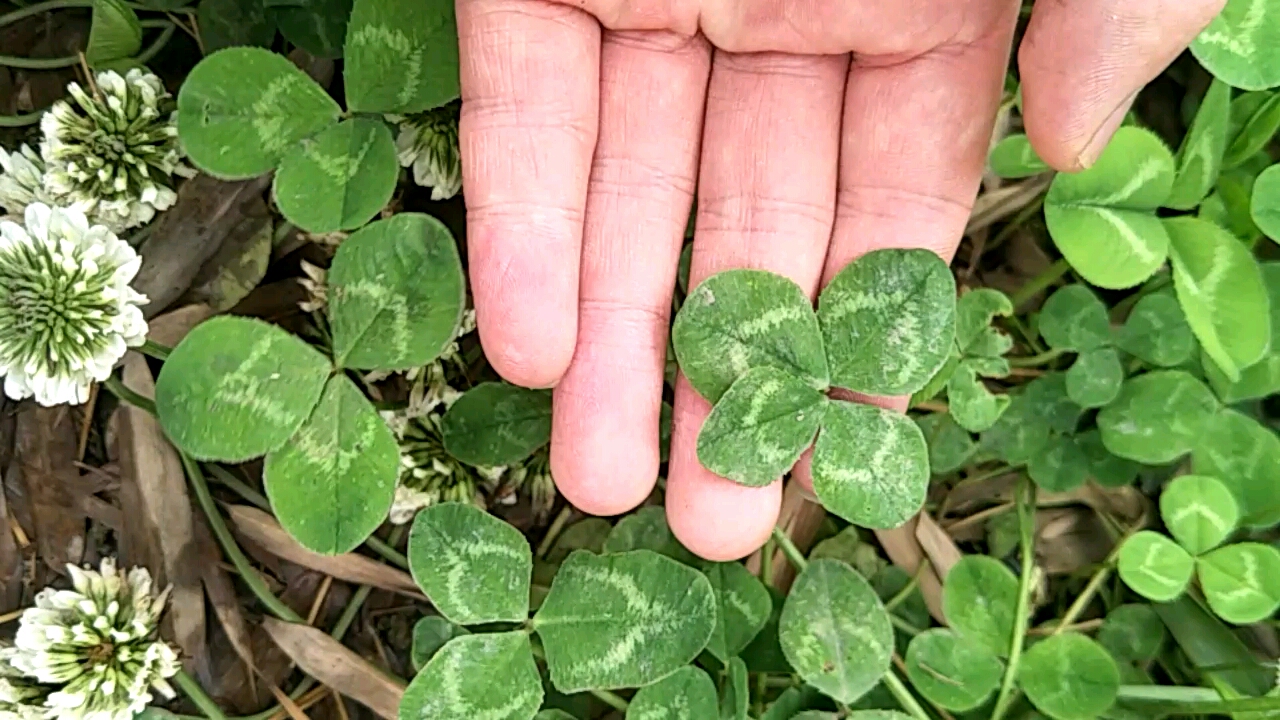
[177, 0, 458, 233]
[155, 213, 465, 554]
[1117, 474, 1280, 624]
[1037, 285, 1125, 409]
[399, 502, 718, 720]
[944, 288, 1016, 432]
[671, 249, 957, 529]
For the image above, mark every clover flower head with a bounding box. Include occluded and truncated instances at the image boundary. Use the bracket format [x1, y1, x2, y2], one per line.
[0, 203, 149, 406]
[0, 647, 47, 720]
[0, 145, 52, 221]
[11, 558, 179, 720]
[40, 69, 191, 233]
[386, 411, 502, 523]
[391, 104, 461, 201]
[506, 447, 556, 518]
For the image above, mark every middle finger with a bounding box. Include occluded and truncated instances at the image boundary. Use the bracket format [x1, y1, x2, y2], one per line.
[666, 50, 849, 561]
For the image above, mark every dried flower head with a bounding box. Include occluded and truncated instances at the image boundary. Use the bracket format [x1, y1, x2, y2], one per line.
[391, 103, 461, 201]
[0, 204, 149, 406]
[41, 70, 190, 233]
[11, 559, 179, 720]
[0, 145, 51, 222]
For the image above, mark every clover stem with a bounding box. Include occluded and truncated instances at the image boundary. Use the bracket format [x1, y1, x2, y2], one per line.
[141, 339, 173, 361]
[535, 505, 574, 559]
[1049, 524, 1135, 636]
[180, 451, 305, 623]
[135, 21, 176, 63]
[985, 195, 1045, 255]
[881, 664, 931, 720]
[989, 476, 1036, 720]
[285, 527, 410, 701]
[101, 374, 157, 415]
[770, 526, 808, 573]
[0, 54, 78, 69]
[174, 669, 229, 720]
[1009, 258, 1071, 308]
[0, 109, 44, 127]
[203, 462, 410, 569]
[1006, 347, 1066, 368]
[884, 558, 929, 613]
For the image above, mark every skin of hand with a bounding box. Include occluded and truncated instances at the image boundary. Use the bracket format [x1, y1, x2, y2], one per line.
[458, 0, 1227, 561]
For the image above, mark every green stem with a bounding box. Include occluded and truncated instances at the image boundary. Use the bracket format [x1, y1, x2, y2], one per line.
[204, 464, 269, 509]
[1006, 347, 1066, 368]
[141, 339, 172, 361]
[770, 526, 808, 573]
[0, 110, 44, 127]
[0, 0, 89, 28]
[1009, 258, 1071, 308]
[535, 505, 573, 559]
[881, 666, 931, 720]
[1050, 532, 1131, 635]
[174, 669, 229, 720]
[990, 477, 1036, 720]
[0, 54, 78, 69]
[986, 196, 1045, 253]
[363, 534, 409, 570]
[889, 615, 925, 637]
[181, 453, 304, 623]
[135, 22, 175, 63]
[203, 462, 410, 570]
[102, 375, 157, 415]
[885, 559, 928, 613]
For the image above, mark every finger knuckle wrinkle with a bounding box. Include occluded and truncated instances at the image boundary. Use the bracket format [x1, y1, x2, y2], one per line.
[698, 192, 833, 233]
[590, 155, 697, 198]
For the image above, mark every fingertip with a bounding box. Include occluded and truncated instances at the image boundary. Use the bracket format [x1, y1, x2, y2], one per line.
[549, 349, 664, 516]
[665, 380, 782, 561]
[475, 312, 575, 389]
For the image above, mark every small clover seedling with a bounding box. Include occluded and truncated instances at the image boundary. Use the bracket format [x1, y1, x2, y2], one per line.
[943, 288, 1016, 431]
[671, 249, 956, 529]
[154, 213, 466, 555]
[1118, 474, 1280, 624]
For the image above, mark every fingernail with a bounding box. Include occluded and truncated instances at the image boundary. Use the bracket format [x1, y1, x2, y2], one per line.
[1076, 90, 1140, 170]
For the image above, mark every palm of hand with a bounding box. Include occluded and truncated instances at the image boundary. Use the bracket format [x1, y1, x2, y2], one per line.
[458, 0, 1225, 560]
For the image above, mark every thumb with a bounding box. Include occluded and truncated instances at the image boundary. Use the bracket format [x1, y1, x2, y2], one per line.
[1018, 0, 1226, 171]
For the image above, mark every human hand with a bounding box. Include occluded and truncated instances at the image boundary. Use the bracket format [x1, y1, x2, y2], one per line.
[457, 0, 1226, 560]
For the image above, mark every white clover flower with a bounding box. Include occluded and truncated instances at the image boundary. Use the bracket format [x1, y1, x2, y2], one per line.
[11, 559, 179, 720]
[0, 648, 47, 720]
[391, 104, 461, 201]
[0, 145, 52, 221]
[385, 411, 496, 524]
[40, 69, 191, 233]
[0, 204, 149, 406]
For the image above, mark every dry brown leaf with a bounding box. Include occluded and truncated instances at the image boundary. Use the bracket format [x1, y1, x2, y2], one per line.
[114, 354, 206, 672]
[178, 199, 273, 312]
[227, 506, 420, 597]
[134, 174, 273, 317]
[966, 175, 1052, 235]
[875, 519, 947, 625]
[195, 515, 257, 683]
[914, 512, 963, 580]
[146, 304, 216, 349]
[1035, 508, 1114, 575]
[13, 404, 85, 574]
[261, 618, 404, 720]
